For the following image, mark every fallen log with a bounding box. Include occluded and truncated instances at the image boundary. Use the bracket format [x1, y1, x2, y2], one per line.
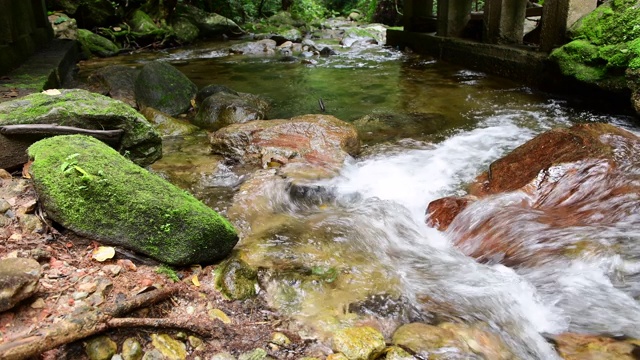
[0, 285, 193, 360]
[0, 125, 124, 171]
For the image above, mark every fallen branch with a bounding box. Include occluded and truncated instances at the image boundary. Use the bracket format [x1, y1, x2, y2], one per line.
[0, 285, 180, 360]
[106, 317, 225, 338]
[0, 125, 124, 144]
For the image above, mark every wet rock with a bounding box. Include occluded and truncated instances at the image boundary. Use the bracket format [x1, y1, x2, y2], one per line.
[238, 348, 268, 360]
[141, 107, 200, 136]
[171, 17, 200, 44]
[130, 10, 160, 35]
[141, 349, 166, 360]
[174, 4, 244, 38]
[135, 61, 197, 116]
[425, 195, 476, 231]
[209, 114, 360, 179]
[0, 257, 41, 312]
[18, 213, 44, 234]
[195, 84, 239, 105]
[439, 322, 513, 359]
[88, 65, 139, 108]
[151, 333, 187, 360]
[327, 354, 349, 360]
[551, 333, 640, 360]
[230, 39, 277, 55]
[319, 46, 337, 56]
[332, 326, 385, 360]
[438, 123, 640, 267]
[391, 323, 469, 355]
[122, 337, 144, 360]
[85, 335, 117, 360]
[271, 28, 302, 43]
[28, 135, 239, 266]
[211, 352, 237, 360]
[78, 29, 120, 57]
[384, 346, 413, 360]
[193, 92, 270, 131]
[213, 258, 258, 300]
[0, 89, 162, 168]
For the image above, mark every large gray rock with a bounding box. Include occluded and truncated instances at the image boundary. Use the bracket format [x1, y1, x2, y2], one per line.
[174, 4, 244, 38]
[0, 89, 162, 169]
[0, 257, 41, 312]
[88, 65, 140, 108]
[229, 39, 277, 55]
[193, 92, 270, 131]
[135, 61, 197, 116]
[28, 135, 239, 266]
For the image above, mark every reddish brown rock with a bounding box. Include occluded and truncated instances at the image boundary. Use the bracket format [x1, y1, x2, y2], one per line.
[551, 333, 640, 360]
[427, 123, 640, 267]
[425, 196, 475, 231]
[209, 114, 360, 179]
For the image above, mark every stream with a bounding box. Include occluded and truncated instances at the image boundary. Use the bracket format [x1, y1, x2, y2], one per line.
[80, 32, 640, 358]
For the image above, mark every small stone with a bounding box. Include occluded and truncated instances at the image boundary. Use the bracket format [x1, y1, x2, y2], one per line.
[0, 200, 10, 213]
[185, 305, 195, 315]
[117, 259, 137, 271]
[141, 349, 165, 360]
[9, 233, 22, 241]
[103, 265, 122, 276]
[122, 338, 143, 360]
[0, 257, 41, 312]
[210, 353, 236, 360]
[87, 292, 105, 306]
[188, 335, 203, 350]
[332, 326, 385, 360]
[238, 348, 267, 360]
[112, 355, 124, 360]
[78, 281, 98, 293]
[85, 336, 117, 360]
[31, 297, 46, 308]
[21, 199, 37, 214]
[326, 354, 349, 360]
[72, 291, 89, 300]
[18, 214, 44, 234]
[151, 333, 187, 360]
[271, 332, 291, 346]
[384, 346, 414, 360]
[0, 169, 11, 179]
[208, 308, 231, 324]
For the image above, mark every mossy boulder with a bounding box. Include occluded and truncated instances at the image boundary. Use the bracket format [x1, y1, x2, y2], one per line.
[0, 89, 161, 168]
[135, 61, 198, 116]
[77, 29, 120, 57]
[171, 17, 200, 44]
[129, 9, 159, 34]
[331, 326, 385, 360]
[50, 0, 118, 28]
[174, 4, 244, 38]
[28, 135, 239, 266]
[549, 0, 640, 92]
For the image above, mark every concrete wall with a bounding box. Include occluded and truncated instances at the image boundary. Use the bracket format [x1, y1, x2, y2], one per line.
[0, 0, 53, 76]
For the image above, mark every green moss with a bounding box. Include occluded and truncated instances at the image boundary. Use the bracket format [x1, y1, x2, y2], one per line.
[28, 135, 238, 265]
[77, 29, 119, 57]
[213, 258, 258, 300]
[156, 265, 180, 282]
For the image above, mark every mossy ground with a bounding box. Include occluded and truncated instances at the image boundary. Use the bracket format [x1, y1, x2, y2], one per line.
[28, 135, 238, 265]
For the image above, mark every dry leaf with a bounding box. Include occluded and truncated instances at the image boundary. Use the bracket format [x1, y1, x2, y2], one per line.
[22, 160, 32, 179]
[208, 308, 231, 324]
[92, 246, 115, 262]
[41, 89, 61, 96]
[191, 275, 200, 287]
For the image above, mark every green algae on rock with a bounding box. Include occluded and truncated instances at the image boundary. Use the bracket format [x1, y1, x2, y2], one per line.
[331, 326, 385, 360]
[28, 135, 238, 266]
[135, 61, 198, 117]
[77, 29, 120, 57]
[0, 89, 161, 168]
[213, 258, 258, 300]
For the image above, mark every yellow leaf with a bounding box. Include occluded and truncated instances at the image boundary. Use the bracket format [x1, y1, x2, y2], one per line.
[208, 308, 231, 324]
[41, 89, 61, 96]
[92, 246, 115, 262]
[191, 275, 200, 287]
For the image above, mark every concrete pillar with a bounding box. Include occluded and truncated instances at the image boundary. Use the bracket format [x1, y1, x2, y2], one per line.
[404, 0, 435, 31]
[437, 0, 473, 37]
[540, 0, 596, 52]
[483, 0, 528, 44]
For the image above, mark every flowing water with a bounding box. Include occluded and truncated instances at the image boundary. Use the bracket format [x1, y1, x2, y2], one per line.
[81, 35, 640, 358]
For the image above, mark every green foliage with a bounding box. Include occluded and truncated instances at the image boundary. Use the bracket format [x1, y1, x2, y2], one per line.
[157, 265, 180, 282]
[291, 0, 326, 22]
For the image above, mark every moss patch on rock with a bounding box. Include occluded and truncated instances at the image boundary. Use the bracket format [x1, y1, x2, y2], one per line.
[28, 135, 238, 266]
[135, 61, 197, 117]
[77, 29, 120, 57]
[549, 0, 640, 90]
[0, 89, 161, 167]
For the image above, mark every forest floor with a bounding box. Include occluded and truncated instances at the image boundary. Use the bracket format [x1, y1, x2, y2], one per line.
[0, 171, 318, 359]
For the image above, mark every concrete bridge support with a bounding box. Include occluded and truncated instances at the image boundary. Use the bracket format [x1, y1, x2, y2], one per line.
[437, 0, 474, 37]
[483, 0, 528, 44]
[540, 0, 597, 52]
[404, 0, 435, 32]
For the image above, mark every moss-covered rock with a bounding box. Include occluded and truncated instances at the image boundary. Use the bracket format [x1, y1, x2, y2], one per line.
[135, 61, 197, 116]
[77, 29, 120, 57]
[213, 258, 258, 300]
[28, 135, 239, 266]
[549, 0, 640, 92]
[130, 9, 160, 34]
[0, 89, 161, 167]
[171, 17, 200, 44]
[173, 4, 244, 38]
[331, 326, 385, 360]
[193, 92, 270, 131]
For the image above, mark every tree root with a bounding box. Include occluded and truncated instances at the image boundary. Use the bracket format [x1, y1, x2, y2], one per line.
[0, 285, 212, 360]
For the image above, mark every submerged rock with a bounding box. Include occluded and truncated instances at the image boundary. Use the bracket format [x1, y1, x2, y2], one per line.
[332, 326, 385, 360]
[209, 114, 360, 179]
[195, 84, 240, 105]
[140, 107, 200, 136]
[551, 333, 640, 360]
[28, 135, 238, 266]
[0, 89, 161, 168]
[135, 61, 197, 116]
[193, 92, 270, 131]
[0, 257, 41, 312]
[213, 258, 258, 300]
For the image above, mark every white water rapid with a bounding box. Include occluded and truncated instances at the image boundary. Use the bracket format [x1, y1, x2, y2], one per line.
[312, 103, 640, 359]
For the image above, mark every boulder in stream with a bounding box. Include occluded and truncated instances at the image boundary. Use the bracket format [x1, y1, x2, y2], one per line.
[28, 135, 239, 266]
[88, 65, 139, 108]
[135, 61, 198, 116]
[209, 114, 360, 179]
[551, 332, 640, 359]
[193, 91, 270, 131]
[173, 4, 244, 38]
[229, 39, 278, 55]
[0, 89, 161, 169]
[426, 123, 640, 267]
[140, 107, 200, 137]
